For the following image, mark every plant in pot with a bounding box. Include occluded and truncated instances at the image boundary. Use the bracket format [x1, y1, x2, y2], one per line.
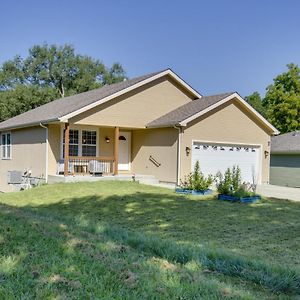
[216, 166, 260, 203]
[176, 161, 213, 195]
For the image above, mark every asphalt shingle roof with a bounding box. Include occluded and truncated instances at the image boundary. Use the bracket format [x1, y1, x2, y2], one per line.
[0, 70, 164, 130]
[147, 92, 234, 127]
[271, 131, 300, 153]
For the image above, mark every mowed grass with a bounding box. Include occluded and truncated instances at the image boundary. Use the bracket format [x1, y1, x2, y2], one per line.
[0, 181, 299, 299]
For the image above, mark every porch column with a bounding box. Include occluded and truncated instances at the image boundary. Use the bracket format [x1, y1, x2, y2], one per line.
[64, 123, 70, 176]
[114, 126, 119, 175]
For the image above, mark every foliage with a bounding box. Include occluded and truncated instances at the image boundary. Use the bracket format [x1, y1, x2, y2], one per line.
[0, 181, 299, 298]
[245, 91, 266, 117]
[215, 166, 256, 197]
[246, 63, 300, 133]
[180, 161, 213, 191]
[263, 63, 300, 133]
[0, 44, 127, 122]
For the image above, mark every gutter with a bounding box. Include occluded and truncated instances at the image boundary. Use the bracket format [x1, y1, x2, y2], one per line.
[173, 125, 182, 186]
[0, 118, 59, 132]
[39, 123, 49, 183]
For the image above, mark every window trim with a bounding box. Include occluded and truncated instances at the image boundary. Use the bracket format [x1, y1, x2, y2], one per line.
[1, 131, 12, 160]
[81, 130, 97, 157]
[60, 126, 99, 159]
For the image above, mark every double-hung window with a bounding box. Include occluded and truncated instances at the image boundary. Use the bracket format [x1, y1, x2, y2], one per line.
[82, 130, 97, 156]
[63, 129, 79, 157]
[1, 132, 11, 159]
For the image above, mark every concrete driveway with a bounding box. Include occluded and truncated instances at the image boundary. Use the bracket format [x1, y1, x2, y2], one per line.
[257, 184, 300, 202]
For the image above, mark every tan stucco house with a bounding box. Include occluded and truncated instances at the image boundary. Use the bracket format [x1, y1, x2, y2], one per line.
[0, 69, 278, 192]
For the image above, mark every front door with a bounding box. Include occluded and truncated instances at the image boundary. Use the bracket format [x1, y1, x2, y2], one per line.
[118, 132, 131, 171]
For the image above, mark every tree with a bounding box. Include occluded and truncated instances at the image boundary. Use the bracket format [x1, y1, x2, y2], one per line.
[245, 91, 266, 117]
[263, 63, 300, 133]
[0, 44, 126, 121]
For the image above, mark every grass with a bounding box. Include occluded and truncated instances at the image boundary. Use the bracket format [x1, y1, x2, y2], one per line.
[0, 181, 299, 299]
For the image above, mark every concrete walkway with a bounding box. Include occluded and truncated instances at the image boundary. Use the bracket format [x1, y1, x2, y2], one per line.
[257, 184, 300, 202]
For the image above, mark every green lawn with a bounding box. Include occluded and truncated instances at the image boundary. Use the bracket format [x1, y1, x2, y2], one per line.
[0, 181, 299, 299]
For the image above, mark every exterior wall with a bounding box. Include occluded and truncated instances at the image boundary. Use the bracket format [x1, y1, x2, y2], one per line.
[70, 76, 194, 128]
[131, 128, 178, 183]
[0, 126, 46, 192]
[48, 124, 61, 175]
[270, 154, 300, 187]
[180, 99, 271, 184]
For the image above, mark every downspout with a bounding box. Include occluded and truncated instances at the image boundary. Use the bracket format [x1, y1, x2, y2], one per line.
[174, 125, 182, 186]
[39, 123, 48, 183]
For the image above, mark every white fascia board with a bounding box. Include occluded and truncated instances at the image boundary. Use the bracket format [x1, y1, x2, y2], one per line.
[180, 92, 280, 135]
[59, 69, 202, 122]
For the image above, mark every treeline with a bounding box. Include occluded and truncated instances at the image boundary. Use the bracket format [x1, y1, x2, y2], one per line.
[0, 44, 126, 121]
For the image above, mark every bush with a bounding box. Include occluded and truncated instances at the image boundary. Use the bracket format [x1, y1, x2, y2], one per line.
[216, 166, 256, 197]
[180, 161, 213, 192]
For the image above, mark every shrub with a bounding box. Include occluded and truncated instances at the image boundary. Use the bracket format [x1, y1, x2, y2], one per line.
[216, 166, 257, 197]
[179, 161, 213, 192]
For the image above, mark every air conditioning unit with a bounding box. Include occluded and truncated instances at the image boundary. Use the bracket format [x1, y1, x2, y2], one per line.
[7, 171, 23, 184]
[88, 160, 105, 175]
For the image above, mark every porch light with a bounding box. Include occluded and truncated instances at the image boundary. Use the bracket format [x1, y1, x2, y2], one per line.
[185, 146, 191, 156]
[264, 150, 269, 158]
[105, 137, 110, 143]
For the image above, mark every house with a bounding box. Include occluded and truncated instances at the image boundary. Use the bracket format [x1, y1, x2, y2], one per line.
[270, 131, 300, 187]
[0, 69, 278, 192]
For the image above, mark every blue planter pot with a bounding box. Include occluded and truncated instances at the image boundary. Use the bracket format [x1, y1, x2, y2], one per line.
[218, 194, 240, 202]
[175, 188, 212, 196]
[218, 194, 261, 203]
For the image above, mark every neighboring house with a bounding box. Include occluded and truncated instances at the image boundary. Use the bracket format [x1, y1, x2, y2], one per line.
[270, 131, 300, 188]
[0, 69, 278, 192]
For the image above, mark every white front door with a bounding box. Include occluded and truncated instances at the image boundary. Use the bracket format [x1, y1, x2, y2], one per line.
[118, 132, 131, 171]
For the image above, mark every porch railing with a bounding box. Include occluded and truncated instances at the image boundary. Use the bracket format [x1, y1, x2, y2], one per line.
[64, 156, 114, 175]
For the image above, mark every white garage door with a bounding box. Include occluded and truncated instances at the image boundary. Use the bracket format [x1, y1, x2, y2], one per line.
[192, 142, 261, 184]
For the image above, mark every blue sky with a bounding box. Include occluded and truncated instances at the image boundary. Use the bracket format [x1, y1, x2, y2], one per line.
[1, 0, 300, 97]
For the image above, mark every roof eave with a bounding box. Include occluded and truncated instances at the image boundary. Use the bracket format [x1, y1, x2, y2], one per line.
[0, 118, 59, 131]
[179, 92, 280, 135]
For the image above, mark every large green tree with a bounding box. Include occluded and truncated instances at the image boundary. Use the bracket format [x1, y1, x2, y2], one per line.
[263, 63, 300, 133]
[0, 44, 126, 121]
[245, 91, 266, 117]
[246, 63, 300, 133]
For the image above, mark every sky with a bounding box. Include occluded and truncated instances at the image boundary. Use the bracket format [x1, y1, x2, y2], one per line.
[0, 0, 300, 97]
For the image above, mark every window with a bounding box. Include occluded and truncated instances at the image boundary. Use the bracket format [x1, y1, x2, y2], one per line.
[63, 129, 79, 157]
[82, 130, 97, 156]
[1, 133, 11, 159]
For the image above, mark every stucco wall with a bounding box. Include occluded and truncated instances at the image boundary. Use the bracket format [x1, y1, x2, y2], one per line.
[270, 154, 300, 187]
[0, 126, 46, 192]
[70, 76, 194, 128]
[180, 99, 271, 184]
[48, 124, 61, 175]
[131, 128, 178, 183]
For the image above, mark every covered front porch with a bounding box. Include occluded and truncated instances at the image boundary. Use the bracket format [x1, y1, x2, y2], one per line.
[52, 123, 132, 177]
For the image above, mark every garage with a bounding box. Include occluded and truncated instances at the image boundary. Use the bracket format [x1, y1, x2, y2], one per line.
[192, 142, 261, 184]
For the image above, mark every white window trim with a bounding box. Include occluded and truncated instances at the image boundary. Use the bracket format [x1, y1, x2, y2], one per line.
[60, 125, 99, 159]
[1, 131, 12, 160]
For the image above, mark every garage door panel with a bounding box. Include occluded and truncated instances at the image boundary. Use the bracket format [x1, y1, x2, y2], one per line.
[192, 143, 260, 184]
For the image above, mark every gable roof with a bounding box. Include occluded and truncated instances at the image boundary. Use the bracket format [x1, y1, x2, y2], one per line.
[0, 69, 201, 131]
[147, 92, 279, 134]
[271, 131, 300, 154]
[147, 92, 233, 127]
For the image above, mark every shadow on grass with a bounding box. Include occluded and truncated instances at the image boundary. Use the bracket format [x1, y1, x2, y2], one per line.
[0, 201, 284, 300]
[18, 190, 300, 268]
